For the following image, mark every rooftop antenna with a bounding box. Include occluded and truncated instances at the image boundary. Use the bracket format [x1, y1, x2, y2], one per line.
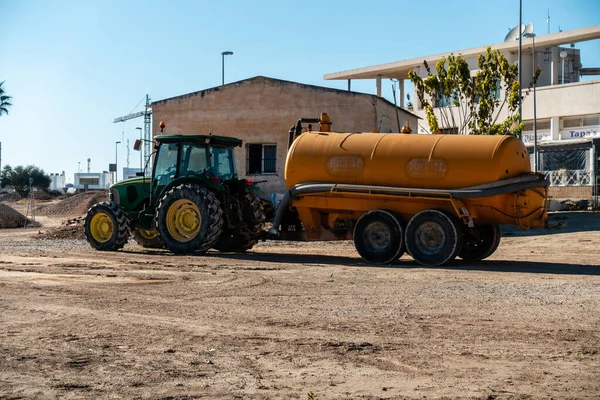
[547, 10, 550, 34]
[87, 158, 91, 173]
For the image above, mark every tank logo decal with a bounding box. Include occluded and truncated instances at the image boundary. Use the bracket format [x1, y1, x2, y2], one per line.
[406, 158, 448, 180]
[326, 156, 365, 178]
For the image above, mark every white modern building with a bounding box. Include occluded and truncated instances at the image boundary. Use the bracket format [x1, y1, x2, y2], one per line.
[74, 172, 113, 190]
[325, 25, 600, 203]
[48, 172, 66, 192]
[122, 167, 144, 180]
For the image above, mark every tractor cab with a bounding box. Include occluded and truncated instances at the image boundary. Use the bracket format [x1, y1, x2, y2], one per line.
[151, 134, 241, 200]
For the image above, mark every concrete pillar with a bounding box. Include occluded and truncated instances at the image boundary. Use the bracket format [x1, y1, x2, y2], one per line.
[550, 116, 560, 140]
[376, 75, 382, 97]
[399, 80, 405, 107]
[550, 46, 559, 86]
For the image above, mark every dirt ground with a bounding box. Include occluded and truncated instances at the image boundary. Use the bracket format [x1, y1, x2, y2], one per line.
[0, 201, 599, 399]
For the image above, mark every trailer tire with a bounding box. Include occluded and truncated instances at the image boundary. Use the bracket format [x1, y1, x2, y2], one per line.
[156, 184, 223, 254]
[213, 193, 265, 253]
[132, 228, 163, 249]
[458, 224, 501, 261]
[405, 210, 462, 266]
[354, 210, 405, 264]
[84, 201, 130, 251]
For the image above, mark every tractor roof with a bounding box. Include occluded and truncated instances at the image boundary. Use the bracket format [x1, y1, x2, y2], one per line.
[155, 134, 242, 147]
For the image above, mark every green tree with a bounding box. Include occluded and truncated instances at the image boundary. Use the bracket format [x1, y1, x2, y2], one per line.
[0, 81, 12, 117]
[408, 47, 540, 135]
[0, 165, 51, 197]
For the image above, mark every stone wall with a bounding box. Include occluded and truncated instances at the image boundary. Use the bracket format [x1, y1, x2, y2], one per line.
[151, 77, 418, 198]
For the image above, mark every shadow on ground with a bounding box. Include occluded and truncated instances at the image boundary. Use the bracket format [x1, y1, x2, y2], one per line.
[208, 252, 600, 276]
[502, 211, 600, 236]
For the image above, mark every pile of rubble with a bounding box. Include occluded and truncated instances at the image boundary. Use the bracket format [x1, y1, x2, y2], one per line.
[36, 191, 108, 216]
[0, 203, 36, 229]
[36, 217, 86, 240]
[0, 192, 22, 203]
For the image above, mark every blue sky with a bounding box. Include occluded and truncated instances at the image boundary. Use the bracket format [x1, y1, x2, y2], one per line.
[1, 0, 599, 183]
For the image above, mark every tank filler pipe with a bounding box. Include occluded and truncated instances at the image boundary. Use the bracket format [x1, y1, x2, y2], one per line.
[269, 175, 549, 235]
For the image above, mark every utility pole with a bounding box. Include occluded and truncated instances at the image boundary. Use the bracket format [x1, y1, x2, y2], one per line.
[518, 0, 523, 139]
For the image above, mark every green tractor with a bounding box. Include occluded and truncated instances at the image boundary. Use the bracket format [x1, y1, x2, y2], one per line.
[84, 133, 265, 254]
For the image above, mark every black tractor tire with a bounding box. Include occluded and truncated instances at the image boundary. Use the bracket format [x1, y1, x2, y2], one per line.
[155, 184, 223, 254]
[132, 228, 163, 249]
[353, 210, 405, 264]
[213, 193, 265, 253]
[458, 224, 501, 261]
[405, 210, 463, 266]
[84, 201, 130, 251]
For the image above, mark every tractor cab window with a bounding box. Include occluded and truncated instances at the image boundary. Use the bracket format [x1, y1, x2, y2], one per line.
[154, 142, 179, 186]
[180, 143, 208, 176]
[210, 147, 235, 179]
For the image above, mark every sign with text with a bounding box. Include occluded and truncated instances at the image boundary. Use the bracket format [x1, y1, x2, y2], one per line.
[522, 132, 551, 144]
[560, 127, 600, 140]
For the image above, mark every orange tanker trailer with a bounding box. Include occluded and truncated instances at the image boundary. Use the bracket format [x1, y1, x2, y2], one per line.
[269, 114, 550, 266]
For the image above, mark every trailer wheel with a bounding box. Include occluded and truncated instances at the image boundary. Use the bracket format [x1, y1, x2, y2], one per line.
[213, 193, 265, 253]
[458, 224, 501, 261]
[84, 201, 130, 251]
[132, 228, 163, 249]
[405, 210, 463, 266]
[156, 184, 223, 254]
[353, 210, 405, 264]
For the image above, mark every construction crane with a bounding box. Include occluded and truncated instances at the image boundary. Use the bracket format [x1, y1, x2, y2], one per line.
[113, 94, 152, 171]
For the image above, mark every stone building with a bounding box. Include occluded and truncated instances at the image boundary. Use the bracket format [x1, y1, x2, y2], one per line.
[151, 76, 418, 198]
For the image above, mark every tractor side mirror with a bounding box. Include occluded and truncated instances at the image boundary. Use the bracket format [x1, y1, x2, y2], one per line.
[133, 139, 142, 151]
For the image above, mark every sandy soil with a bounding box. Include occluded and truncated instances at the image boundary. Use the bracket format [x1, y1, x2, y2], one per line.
[0, 207, 599, 399]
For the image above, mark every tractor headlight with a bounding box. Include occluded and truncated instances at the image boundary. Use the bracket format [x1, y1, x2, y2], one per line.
[109, 188, 120, 204]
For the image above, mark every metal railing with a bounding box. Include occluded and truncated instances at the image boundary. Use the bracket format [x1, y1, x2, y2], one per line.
[543, 169, 592, 186]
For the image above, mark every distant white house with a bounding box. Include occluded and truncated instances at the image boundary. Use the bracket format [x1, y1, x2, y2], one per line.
[74, 172, 113, 190]
[48, 172, 66, 192]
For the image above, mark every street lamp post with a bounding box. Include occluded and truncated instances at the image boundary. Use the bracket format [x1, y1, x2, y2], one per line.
[115, 141, 121, 183]
[221, 51, 233, 85]
[136, 127, 143, 172]
[560, 50, 568, 84]
[524, 33, 538, 172]
[518, 0, 523, 138]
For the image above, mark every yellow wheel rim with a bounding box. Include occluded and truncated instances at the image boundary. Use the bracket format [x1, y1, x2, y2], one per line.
[138, 228, 158, 240]
[166, 199, 201, 242]
[90, 213, 114, 243]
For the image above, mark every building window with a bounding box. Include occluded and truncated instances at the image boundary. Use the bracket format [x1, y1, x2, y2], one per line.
[541, 149, 586, 171]
[523, 119, 551, 131]
[80, 177, 100, 185]
[246, 144, 277, 175]
[433, 89, 455, 108]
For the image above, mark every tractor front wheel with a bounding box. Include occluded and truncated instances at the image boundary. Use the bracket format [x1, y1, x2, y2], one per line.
[84, 201, 130, 251]
[155, 184, 223, 254]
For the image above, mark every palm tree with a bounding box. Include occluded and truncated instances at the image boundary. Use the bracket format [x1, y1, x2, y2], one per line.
[0, 81, 12, 117]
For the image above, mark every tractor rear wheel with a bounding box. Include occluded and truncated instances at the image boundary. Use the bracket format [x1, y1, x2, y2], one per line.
[132, 228, 163, 249]
[458, 224, 501, 261]
[155, 184, 223, 254]
[213, 193, 265, 252]
[353, 210, 405, 264]
[405, 210, 463, 266]
[84, 201, 130, 251]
